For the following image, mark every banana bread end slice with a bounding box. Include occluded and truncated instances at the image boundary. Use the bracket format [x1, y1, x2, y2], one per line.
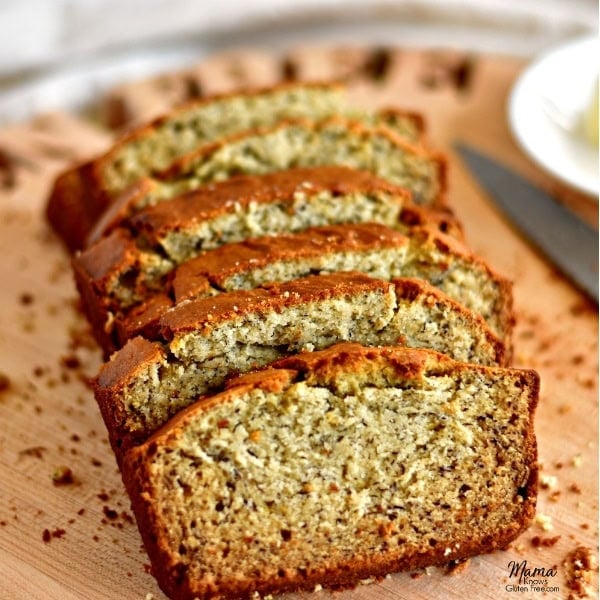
[122, 342, 538, 600]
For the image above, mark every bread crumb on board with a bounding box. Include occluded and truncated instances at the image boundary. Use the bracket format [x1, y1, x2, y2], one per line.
[51, 465, 74, 485]
[0, 372, 12, 395]
[563, 546, 597, 599]
[445, 558, 471, 575]
[531, 535, 561, 548]
[539, 474, 559, 490]
[535, 513, 554, 532]
[42, 528, 66, 543]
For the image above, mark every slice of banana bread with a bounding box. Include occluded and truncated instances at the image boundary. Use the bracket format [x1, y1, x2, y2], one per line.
[94, 273, 507, 453]
[75, 221, 509, 355]
[46, 81, 424, 251]
[122, 342, 538, 600]
[88, 167, 456, 249]
[83, 165, 414, 267]
[120, 117, 446, 216]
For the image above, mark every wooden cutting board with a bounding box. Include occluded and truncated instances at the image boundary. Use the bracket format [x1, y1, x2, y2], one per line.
[0, 46, 597, 600]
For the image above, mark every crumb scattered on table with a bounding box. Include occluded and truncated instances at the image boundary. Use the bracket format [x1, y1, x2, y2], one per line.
[563, 546, 597, 599]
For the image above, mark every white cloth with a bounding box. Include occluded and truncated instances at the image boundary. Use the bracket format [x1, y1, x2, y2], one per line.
[0, 0, 597, 76]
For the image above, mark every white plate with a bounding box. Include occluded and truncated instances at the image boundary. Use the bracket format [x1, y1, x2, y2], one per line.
[508, 35, 599, 198]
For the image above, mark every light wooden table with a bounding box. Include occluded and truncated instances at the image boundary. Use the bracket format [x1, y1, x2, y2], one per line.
[0, 46, 597, 600]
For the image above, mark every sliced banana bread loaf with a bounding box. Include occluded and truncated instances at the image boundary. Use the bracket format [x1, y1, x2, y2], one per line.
[122, 342, 538, 600]
[46, 81, 424, 250]
[75, 221, 509, 355]
[73, 165, 418, 353]
[94, 272, 507, 453]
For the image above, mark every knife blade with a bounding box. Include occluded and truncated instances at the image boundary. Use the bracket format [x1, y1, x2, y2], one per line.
[455, 143, 598, 302]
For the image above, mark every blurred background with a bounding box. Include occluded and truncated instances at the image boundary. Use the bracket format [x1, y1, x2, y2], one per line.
[0, 0, 597, 121]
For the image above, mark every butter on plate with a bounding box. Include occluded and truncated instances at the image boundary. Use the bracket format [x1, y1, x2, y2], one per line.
[581, 78, 598, 147]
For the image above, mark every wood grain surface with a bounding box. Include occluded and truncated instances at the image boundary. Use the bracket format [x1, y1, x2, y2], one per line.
[0, 46, 597, 600]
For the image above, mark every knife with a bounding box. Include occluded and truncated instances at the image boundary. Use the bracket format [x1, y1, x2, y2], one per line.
[455, 143, 598, 302]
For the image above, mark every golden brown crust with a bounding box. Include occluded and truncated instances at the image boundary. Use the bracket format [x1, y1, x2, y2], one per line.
[159, 271, 392, 338]
[71, 228, 139, 355]
[74, 174, 464, 355]
[171, 222, 408, 300]
[115, 293, 174, 346]
[77, 219, 410, 354]
[121, 225, 509, 351]
[89, 169, 461, 249]
[122, 343, 539, 600]
[80, 216, 393, 297]
[93, 273, 392, 402]
[86, 178, 159, 246]
[96, 335, 164, 392]
[104, 274, 508, 392]
[116, 222, 409, 344]
[168, 224, 502, 304]
[78, 165, 411, 282]
[51, 111, 443, 250]
[75, 227, 138, 282]
[46, 160, 104, 252]
[141, 168, 404, 235]
[46, 82, 429, 251]
[99, 166, 411, 244]
[137, 342, 538, 465]
[226, 342, 443, 390]
[94, 336, 165, 453]
[121, 269, 512, 356]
